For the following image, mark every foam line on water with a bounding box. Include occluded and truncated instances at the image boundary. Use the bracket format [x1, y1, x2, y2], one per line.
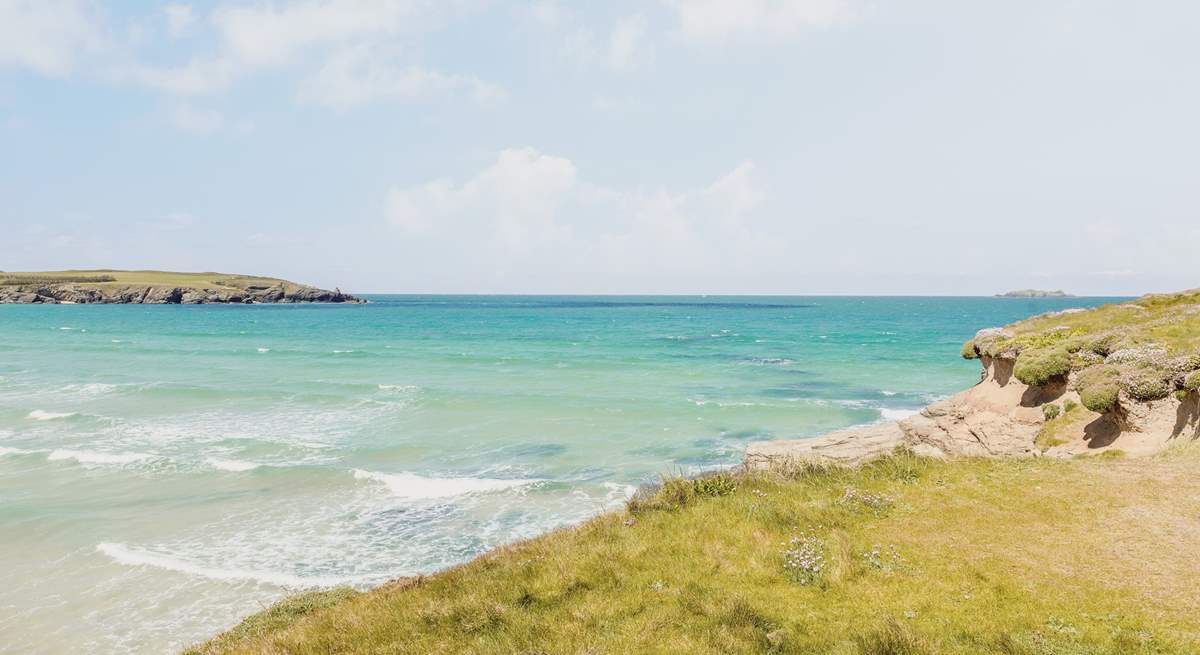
[96, 543, 361, 588]
[205, 458, 261, 472]
[27, 410, 78, 421]
[352, 469, 542, 499]
[48, 450, 152, 465]
[879, 408, 920, 421]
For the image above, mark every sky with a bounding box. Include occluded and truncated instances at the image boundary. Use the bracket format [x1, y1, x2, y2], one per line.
[1, 0, 1197, 295]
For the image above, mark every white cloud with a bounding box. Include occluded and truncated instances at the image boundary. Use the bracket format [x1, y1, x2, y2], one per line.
[664, 0, 853, 40]
[169, 104, 224, 133]
[164, 4, 196, 38]
[386, 148, 771, 277]
[388, 148, 577, 246]
[298, 44, 505, 110]
[0, 0, 105, 76]
[120, 0, 496, 109]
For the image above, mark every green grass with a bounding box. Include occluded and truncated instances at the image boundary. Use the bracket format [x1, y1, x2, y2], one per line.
[0, 270, 309, 292]
[1036, 403, 1094, 451]
[187, 450, 1200, 655]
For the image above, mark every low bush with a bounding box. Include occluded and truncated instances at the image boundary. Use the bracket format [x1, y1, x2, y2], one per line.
[961, 339, 979, 360]
[1042, 404, 1061, 421]
[1077, 366, 1121, 413]
[1014, 348, 1071, 386]
[1185, 371, 1200, 393]
[1124, 370, 1172, 402]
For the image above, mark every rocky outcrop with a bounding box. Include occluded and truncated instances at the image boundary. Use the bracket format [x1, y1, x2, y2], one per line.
[746, 354, 1198, 468]
[0, 283, 363, 305]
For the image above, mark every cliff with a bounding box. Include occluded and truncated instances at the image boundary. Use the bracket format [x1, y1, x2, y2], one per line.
[0, 270, 363, 304]
[748, 289, 1200, 467]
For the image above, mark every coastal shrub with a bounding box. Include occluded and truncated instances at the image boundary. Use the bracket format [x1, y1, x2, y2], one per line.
[1064, 399, 1078, 413]
[629, 472, 738, 514]
[1042, 404, 1061, 421]
[1174, 390, 1190, 402]
[1123, 371, 1172, 402]
[1088, 334, 1121, 357]
[1014, 348, 1071, 387]
[1076, 366, 1121, 413]
[961, 339, 979, 360]
[1185, 371, 1200, 392]
[692, 474, 738, 498]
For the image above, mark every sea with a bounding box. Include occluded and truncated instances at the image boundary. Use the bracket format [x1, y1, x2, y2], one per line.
[0, 295, 1120, 653]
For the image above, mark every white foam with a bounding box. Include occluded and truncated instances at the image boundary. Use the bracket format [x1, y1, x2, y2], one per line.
[61, 383, 118, 396]
[27, 410, 77, 421]
[880, 390, 897, 396]
[880, 408, 920, 421]
[96, 543, 357, 588]
[352, 469, 541, 499]
[602, 481, 637, 506]
[332, 349, 355, 354]
[377, 384, 419, 393]
[48, 449, 151, 465]
[0, 447, 33, 457]
[205, 458, 261, 472]
[256, 347, 270, 353]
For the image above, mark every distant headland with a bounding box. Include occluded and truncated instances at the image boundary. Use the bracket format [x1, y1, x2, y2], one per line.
[995, 289, 1073, 298]
[0, 270, 363, 304]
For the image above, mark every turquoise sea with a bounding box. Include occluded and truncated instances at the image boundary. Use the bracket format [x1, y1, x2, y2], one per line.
[0, 295, 1120, 653]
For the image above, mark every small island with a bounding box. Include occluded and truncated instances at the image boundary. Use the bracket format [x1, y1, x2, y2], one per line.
[0, 270, 363, 304]
[995, 289, 1073, 298]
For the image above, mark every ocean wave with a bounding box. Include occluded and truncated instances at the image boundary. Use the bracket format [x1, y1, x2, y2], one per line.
[739, 357, 797, 366]
[256, 348, 270, 353]
[879, 408, 920, 421]
[96, 543, 362, 588]
[0, 446, 34, 457]
[48, 449, 152, 465]
[27, 410, 78, 421]
[59, 383, 120, 397]
[352, 469, 542, 499]
[205, 458, 261, 472]
[377, 384, 420, 393]
[880, 390, 897, 396]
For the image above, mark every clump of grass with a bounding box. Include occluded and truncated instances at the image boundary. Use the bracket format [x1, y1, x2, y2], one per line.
[853, 618, 932, 655]
[1014, 347, 1071, 387]
[1077, 366, 1122, 413]
[839, 487, 894, 515]
[628, 472, 738, 514]
[1043, 404, 1061, 421]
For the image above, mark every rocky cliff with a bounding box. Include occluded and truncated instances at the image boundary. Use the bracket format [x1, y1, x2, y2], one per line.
[748, 291, 1200, 467]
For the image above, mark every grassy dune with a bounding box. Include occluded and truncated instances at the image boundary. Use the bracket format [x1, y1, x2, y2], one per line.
[188, 447, 1200, 654]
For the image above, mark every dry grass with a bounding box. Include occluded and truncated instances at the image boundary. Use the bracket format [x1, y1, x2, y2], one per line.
[187, 447, 1200, 655]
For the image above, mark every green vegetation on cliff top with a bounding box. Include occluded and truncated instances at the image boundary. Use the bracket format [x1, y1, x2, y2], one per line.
[189, 448, 1200, 655]
[0, 270, 302, 291]
[963, 289, 1200, 411]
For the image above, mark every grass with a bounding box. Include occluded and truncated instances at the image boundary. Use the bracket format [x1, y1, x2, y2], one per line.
[187, 448, 1200, 655]
[0, 270, 301, 291]
[1036, 403, 1094, 451]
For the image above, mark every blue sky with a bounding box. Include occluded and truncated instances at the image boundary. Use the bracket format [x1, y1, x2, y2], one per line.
[1, 0, 1197, 294]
